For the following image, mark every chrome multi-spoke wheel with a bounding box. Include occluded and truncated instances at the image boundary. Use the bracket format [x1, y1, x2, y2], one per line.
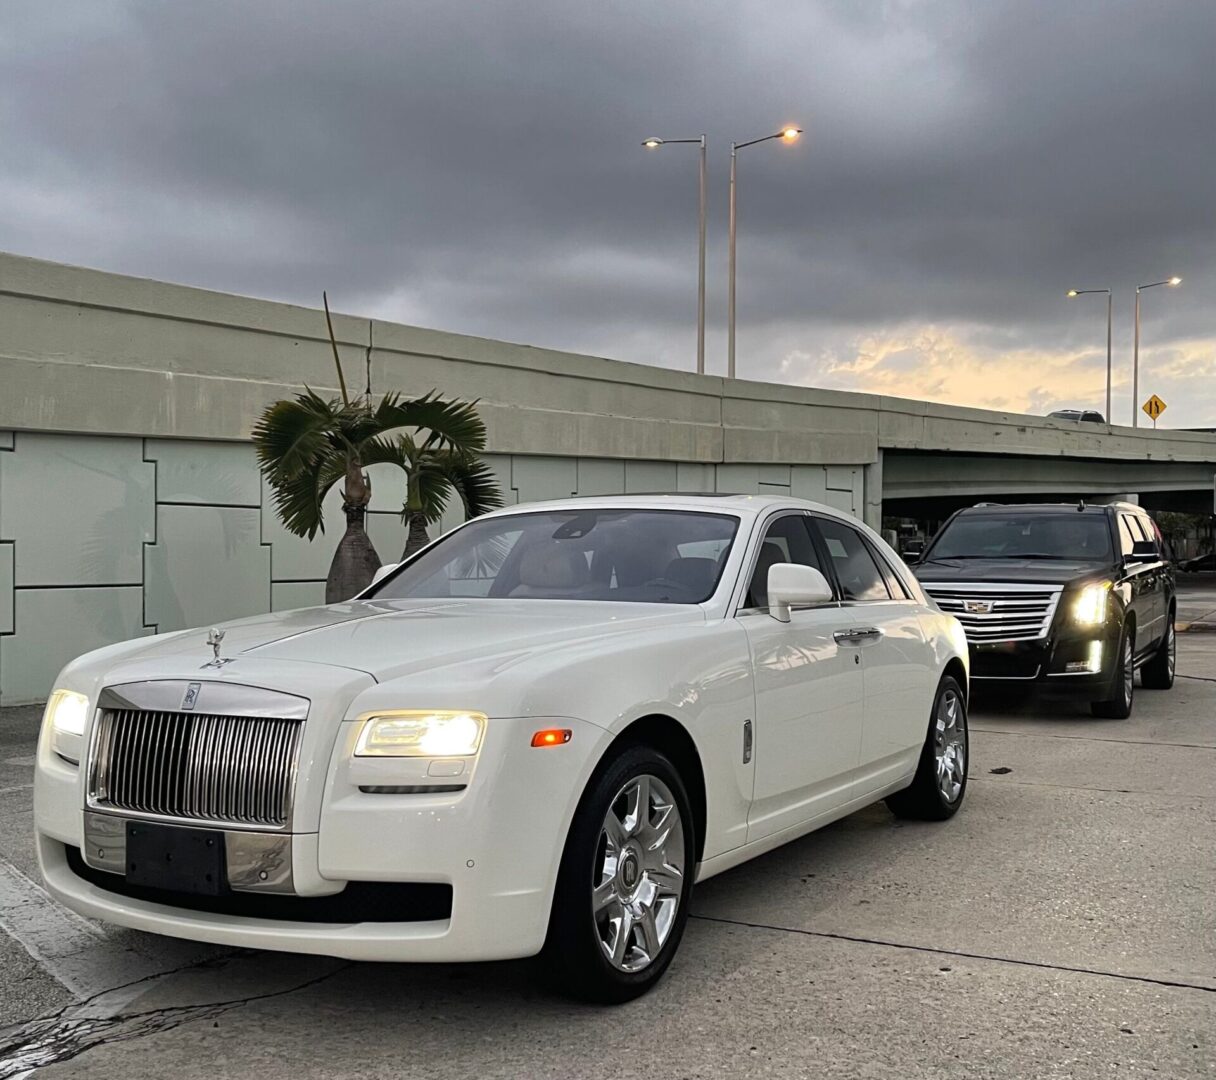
[934, 687, 966, 804]
[1167, 622, 1176, 681]
[886, 674, 968, 821]
[1122, 633, 1135, 705]
[593, 773, 685, 973]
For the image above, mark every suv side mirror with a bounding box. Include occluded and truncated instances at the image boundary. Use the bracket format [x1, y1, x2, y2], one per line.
[370, 562, 400, 586]
[768, 563, 834, 623]
[1127, 540, 1158, 562]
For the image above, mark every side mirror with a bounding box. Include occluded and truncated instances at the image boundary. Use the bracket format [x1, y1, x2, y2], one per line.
[370, 562, 400, 586]
[768, 563, 834, 623]
[1127, 540, 1158, 562]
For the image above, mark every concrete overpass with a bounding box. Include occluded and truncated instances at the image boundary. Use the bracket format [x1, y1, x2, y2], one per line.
[2, 251, 1215, 703]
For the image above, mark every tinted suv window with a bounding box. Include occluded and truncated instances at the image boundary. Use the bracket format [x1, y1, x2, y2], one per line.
[745, 514, 823, 609]
[815, 517, 891, 601]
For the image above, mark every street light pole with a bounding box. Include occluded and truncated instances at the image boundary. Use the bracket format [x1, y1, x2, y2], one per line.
[1132, 276, 1182, 427]
[642, 135, 708, 375]
[1066, 287, 1112, 422]
[727, 127, 801, 380]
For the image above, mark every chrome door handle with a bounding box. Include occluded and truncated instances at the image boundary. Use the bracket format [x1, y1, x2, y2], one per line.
[833, 627, 883, 644]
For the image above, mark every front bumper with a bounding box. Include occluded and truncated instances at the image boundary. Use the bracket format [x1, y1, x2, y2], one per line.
[36, 713, 611, 963]
[968, 626, 1120, 697]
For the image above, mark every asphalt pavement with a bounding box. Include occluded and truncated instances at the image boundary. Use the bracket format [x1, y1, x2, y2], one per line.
[1, 640, 1213, 1079]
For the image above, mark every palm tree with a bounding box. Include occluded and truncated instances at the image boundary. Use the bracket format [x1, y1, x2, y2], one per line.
[252, 294, 494, 602]
[367, 435, 504, 559]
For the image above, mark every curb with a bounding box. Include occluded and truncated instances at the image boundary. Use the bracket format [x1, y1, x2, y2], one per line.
[1179, 622, 1216, 633]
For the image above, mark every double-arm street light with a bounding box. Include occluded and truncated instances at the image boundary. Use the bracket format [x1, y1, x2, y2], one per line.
[1132, 276, 1182, 427]
[642, 135, 707, 374]
[728, 127, 802, 379]
[1066, 287, 1112, 422]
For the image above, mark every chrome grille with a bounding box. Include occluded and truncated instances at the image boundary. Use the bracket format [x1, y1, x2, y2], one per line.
[89, 710, 303, 829]
[923, 582, 1063, 643]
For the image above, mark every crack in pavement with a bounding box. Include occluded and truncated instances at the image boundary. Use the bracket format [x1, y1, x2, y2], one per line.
[690, 913, 1216, 995]
[0, 955, 352, 1078]
[971, 727, 1216, 750]
[969, 776, 1213, 799]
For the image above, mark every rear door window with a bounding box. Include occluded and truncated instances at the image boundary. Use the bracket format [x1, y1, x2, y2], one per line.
[813, 517, 891, 601]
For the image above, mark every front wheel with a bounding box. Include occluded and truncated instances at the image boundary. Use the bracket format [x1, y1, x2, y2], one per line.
[886, 675, 968, 821]
[1140, 614, 1176, 689]
[1091, 623, 1135, 718]
[541, 745, 695, 1003]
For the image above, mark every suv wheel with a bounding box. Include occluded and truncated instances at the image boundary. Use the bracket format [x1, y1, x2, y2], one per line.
[1140, 612, 1176, 690]
[1091, 623, 1134, 718]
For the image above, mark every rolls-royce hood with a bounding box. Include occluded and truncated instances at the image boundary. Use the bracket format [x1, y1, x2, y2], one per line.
[95, 598, 706, 687]
[244, 598, 704, 681]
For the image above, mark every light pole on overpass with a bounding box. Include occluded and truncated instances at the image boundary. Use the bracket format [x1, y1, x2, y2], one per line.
[1066, 287, 1112, 422]
[1133, 276, 1182, 427]
[642, 135, 708, 375]
[728, 126, 801, 380]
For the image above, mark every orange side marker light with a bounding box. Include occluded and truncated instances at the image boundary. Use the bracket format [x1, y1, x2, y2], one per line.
[531, 729, 572, 748]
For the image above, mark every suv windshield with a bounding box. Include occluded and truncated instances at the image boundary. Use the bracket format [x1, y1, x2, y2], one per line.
[371, 509, 740, 604]
[927, 513, 1114, 563]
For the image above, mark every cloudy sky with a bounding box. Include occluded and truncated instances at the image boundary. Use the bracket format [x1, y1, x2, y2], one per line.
[3, 1, 1214, 425]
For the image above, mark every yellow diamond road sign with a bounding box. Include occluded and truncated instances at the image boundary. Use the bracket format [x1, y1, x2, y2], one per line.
[1142, 394, 1167, 422]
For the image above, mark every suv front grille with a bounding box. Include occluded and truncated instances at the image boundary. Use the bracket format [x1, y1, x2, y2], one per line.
[89, 709, 304, 829]
[922, 582, 1063, 643]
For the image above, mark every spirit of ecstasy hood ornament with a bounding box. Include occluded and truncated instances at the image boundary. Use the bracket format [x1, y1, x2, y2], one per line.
[202, 627, 233, 669]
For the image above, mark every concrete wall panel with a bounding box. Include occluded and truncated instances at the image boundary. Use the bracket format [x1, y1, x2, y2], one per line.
[272, 581, 327, 612]
[677, 463, 715, 492]
[577, 459, 625, 497]
[624, 461, 678, 494]
[146, 438, 261, 506]
[0, 433, 154, 586]
[512, 457, 577, 504]
[145, 505, 270, 633]
[0, 587, 149, 706]
[0, 542, 12, 634]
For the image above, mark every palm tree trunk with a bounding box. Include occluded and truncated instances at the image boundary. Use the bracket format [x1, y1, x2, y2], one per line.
[326, 460, 381, 603]
[326, 502, 382, 603]
[402, 513, 431, 560]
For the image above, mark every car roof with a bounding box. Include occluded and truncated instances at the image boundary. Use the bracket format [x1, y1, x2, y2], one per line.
[956, 502, 1127, 517]
[479, 492, 858, 522]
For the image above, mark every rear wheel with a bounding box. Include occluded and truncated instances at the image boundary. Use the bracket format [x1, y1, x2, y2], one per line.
[1091, 623, 1135, 718]
[1140, 612, 1176, 690]
[541, 745, 694, 1003]
[886, 675, 968, 821]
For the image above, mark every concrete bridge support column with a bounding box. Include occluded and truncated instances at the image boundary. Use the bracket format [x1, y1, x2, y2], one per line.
[864, 449, 884, 532]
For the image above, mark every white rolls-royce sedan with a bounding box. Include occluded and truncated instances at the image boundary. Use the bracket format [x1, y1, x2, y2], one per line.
[35, 494, 968, 1001]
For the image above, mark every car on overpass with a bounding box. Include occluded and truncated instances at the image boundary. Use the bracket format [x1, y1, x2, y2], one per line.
[1048, 408, 1106, 423]
[913, 502, 1175, 718]
[34, 494, 968, 1003]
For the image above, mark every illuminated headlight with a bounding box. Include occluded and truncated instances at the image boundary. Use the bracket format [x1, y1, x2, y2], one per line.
[43, 689, 90, 765]
[1072, 582, 1111, 626]
[354, 711, 487, 758]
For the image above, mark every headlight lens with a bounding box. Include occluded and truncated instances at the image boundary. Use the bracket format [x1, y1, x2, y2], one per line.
[44, 689, 90, 764]
[355, 711, 487, 757]
[1073, 581, 1111, 626]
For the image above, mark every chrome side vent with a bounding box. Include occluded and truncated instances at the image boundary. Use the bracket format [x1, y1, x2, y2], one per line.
[89, 710, 303, 829]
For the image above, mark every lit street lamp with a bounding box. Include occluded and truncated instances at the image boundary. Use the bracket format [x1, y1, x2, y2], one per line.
[728, 127, 801, 380]
[1132, 276, 1182, 427]
[1066, 287, 1112, 422]
[643, 135, 707, 375]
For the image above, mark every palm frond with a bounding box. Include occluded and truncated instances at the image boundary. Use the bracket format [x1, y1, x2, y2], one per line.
[433, 452, 505, 520]
[266, 451, 347, 539]
[252, 390, 345, 481]
[368, 392, 488, 453]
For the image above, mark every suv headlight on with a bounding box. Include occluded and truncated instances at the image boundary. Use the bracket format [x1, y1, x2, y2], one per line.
[43, 689, 90, 765]
[1072, 581, 1112, 627]
[355, 711, 487, 758]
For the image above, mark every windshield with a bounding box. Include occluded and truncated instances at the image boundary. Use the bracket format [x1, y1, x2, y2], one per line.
[927, 513, 1114, 563]
[371, 509, 740, 604]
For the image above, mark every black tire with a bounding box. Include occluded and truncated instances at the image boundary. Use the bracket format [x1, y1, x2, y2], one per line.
[1140, 610, 1176, 690]
[540, 744, 695, 1003]
[886, 675, 968, 821]
[1091, 622, 1135, 718]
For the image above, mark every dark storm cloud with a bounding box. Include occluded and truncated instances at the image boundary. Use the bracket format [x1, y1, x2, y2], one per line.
[2, 0, 1213, 409]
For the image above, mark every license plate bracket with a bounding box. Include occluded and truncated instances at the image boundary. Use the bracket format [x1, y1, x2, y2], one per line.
[125, 822, 226, 896]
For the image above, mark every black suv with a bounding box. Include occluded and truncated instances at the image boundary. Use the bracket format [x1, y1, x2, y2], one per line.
[913, 502, 1175, 718]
